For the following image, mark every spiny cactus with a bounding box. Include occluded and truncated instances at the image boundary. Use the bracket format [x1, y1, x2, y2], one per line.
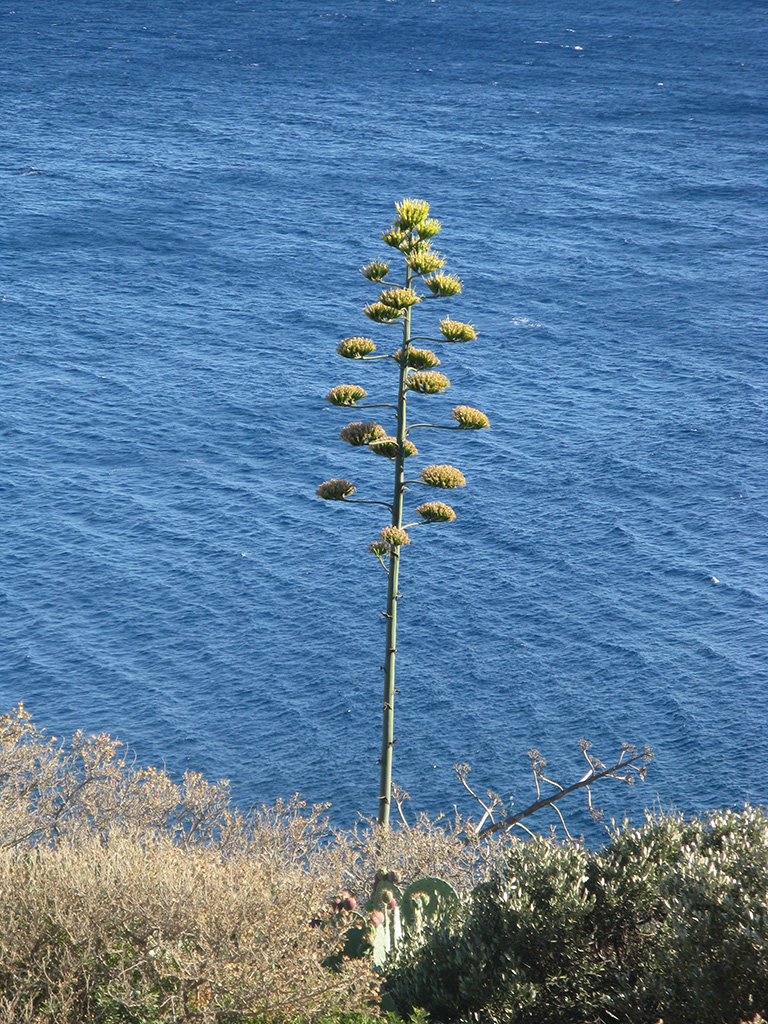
[316, 199, 489, 828]
[326, 872, 461, 970]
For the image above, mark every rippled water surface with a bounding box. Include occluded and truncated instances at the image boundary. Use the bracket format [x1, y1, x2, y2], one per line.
[2, 0, 767, 839]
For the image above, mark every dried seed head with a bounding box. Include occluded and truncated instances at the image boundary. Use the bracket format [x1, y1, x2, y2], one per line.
[416, 501, 457, 523]
[419, 464, 466, 489]
[369, 437, 418, 459]
[316, 479, 356, 500]
[406, 371, 450, 394]
[337, 336, 377, 359]
[452, 405, 490, 429]
[424, 272, 463, 297]
[339, 421, 386, 446]
[439, 318, 477, 343]
[326, 384, 368, 406]
[379, 525, 410, 547]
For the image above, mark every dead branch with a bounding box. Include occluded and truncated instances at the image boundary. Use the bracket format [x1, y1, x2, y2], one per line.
[457, 741, 654, 843]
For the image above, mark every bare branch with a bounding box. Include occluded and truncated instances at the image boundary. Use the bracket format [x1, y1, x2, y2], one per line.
[391, 783, 411, 828]
[459, 742, 654, 843]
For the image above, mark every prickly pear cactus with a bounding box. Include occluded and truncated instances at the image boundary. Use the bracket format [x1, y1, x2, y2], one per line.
[324, 873, 460, 971]
[400, 877, 459, 932]
[369, 877, 405, 966]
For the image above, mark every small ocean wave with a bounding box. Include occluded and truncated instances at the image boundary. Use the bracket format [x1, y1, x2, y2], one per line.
[1, 0, 766, 834]
[510, 316, 546, 329]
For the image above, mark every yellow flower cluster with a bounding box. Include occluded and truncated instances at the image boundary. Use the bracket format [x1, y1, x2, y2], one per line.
[360, 260, 390, 282]
[339, 421, 386, 446]
[369, 437, 418, 459]
[393, 347, 440, 370]
[394, 198, 430, 229]
[406, 371, 450, 395]
[416, 501, 457, 523]
[406, 250, 445, 275]
[452, 405, 490, 430]
[316, 479, 356, 501]
[378, 287, 421, 310]
[325, 384, 367, 406]
[424, 273, 462, 297]
[337, 336, 377, 359]
[364, 301, 403, 323]
[439, 318, 477, 343]
[419, 464, 466, 489]
[381, 199, 442, 254]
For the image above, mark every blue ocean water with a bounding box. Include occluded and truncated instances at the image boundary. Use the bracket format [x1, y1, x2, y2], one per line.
[2, 0, 767, 840]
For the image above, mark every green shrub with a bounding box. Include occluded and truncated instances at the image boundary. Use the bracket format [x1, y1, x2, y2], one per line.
[385, 809, 768, 1024]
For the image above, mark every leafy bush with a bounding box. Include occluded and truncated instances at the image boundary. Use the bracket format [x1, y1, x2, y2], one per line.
[385, 809, 768, 1024]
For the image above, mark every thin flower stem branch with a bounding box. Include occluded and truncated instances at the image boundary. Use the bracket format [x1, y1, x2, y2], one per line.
[372, 552, 390, 574]
[409, 335, 464, 344]
[341, 499, 394, 511]
[350, 403, 398, 411]
[407, 423, 460, 432]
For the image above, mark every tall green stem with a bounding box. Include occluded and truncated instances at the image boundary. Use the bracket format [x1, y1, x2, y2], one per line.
[378, 262, 413, 828]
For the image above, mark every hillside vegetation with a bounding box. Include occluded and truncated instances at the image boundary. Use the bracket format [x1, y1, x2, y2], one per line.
[1, 706, 766, 1024]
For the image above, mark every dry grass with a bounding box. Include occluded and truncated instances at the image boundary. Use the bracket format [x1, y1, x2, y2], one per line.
[0, 706, 498, 1024]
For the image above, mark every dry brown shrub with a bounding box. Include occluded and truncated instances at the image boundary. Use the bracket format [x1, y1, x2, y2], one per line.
[0, 707, 379, 1023]
[0, 706, 503, 1023]
[327, 811, 502, 907]
[0, 831, 376, 1023]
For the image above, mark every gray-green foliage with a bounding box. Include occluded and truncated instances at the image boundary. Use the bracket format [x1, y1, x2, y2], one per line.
[385, 807, 768, 1024]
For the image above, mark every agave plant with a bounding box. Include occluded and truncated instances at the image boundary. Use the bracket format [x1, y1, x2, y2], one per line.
[317, 199, 489, 828]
